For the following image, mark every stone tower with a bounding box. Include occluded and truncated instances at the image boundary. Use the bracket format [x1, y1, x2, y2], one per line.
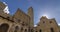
[28, 7, 34, 32]
[28, 7, 34, 27]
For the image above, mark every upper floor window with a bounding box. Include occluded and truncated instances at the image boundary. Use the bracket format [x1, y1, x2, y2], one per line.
[22, 22, 25, 26]
[43, 21, 45, 23]
[38, 24, 40, 26]
[15, 18, 20, 22]
[17, 19, 21, 23]
[50, 21, 52, 23]
[14, 18, 21, 23]
[25, 23, 28, 26]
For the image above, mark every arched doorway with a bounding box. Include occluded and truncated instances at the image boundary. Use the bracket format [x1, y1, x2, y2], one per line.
[50, 28, 54, 32]
[0, 23, 9, 32]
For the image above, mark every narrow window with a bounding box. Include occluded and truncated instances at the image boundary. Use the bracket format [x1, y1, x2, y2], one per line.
[21, 27, 23, 32]
[14, 26, 19, 32]
[50, 21, 52, 23]
[31, 29, 34, 32]
[50, 28, 54, 32]
[25, 29, 27, 32]
[38, 24, 40, 26]
[36, 31, 37, 32]
[39, 29, 42, 32]
[43, 21, 45, 23]
[28, 28, 30, 32]
[17, 19, 20, 23]
[22, 22, 25, 26]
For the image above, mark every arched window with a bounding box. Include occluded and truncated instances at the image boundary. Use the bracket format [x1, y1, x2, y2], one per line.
[39, 29, 42, 32]
[36, 31, 37, 32]
[28, 28, 30, 32]
[22, 22, 25, 26]
[50, 21, 52, 23]
[50, 28, 54, 32]
[43, 21, 45, 23]
[25, 29, 27, 32]
[0, 23, 9, 32]
[14, 26, 19, 32]
[31, 29, 34, 32]
[21, 27, 23, 32]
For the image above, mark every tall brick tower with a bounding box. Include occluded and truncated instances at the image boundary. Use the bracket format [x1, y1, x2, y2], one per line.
[28, 7, 34, 32]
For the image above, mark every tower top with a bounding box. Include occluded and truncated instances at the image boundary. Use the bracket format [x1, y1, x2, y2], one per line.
[28, 6, 34, 27]
[28, 7, 33, 11]
[28, 7, 33, 9]
[28, 7, 33, 17]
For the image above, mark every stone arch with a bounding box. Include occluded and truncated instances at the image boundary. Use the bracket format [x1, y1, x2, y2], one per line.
[0, 23, 9, 32]
[14, 26, 19, 32]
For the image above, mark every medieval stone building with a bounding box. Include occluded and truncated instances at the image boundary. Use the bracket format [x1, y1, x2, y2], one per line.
[34, 16, 60, 32]
[0, 1, 60, 32]
[0, 1, 34, 32]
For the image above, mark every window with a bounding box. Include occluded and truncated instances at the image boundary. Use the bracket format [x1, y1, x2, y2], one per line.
[21, 27, 23, 31]
[25, 23, 27, 26]
[17, 19, 20, 23]
[43, 21, 45, 23]
[14, 18, 21, 23]
[28, 28, 30, 32]
[36, 31, 37, 32]
[25, 29, 27, 32]
[38, 24, 40, 26]
[50, 21, 52, 23]
[50, 28, 54, 32]
[31, 29, 34, 32]
[39, 29, 42, 32]
[14, 26, 19, 32]
[22, 22, 25, 26]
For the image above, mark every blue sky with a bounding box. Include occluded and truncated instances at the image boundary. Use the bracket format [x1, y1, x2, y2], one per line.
[0, 0, 60, 25]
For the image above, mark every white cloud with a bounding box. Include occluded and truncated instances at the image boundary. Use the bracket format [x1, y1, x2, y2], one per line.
[3, 2, 10, 14]
[58, 24, 60, 26]
[34, 25, 37, 27]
